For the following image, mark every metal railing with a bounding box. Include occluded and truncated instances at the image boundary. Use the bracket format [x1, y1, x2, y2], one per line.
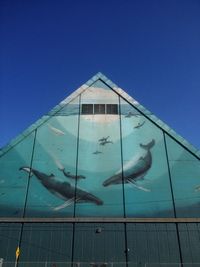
[0, 262, 200, 267]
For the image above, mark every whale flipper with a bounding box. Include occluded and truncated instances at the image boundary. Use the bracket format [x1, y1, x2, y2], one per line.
[53, 197, 76, 210]
[127, 179, 151, 192]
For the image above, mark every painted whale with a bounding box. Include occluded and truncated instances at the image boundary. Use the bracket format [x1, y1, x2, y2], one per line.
[19, 167, 103, 208]
[59, 168, 86, 180]
[102, 139, 155, 191]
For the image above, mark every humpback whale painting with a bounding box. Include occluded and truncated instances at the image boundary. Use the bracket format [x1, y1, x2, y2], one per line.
[103, 139, 155, 191]
[20, 167, 103, 210]
[1, 74, 200, 219]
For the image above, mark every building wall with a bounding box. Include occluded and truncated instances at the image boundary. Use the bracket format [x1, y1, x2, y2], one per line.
[1, 79, 200, 265]
[2, 222, 200, 266]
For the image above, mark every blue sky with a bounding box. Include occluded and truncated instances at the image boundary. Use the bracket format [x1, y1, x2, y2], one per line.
[1, 0, 200, 149]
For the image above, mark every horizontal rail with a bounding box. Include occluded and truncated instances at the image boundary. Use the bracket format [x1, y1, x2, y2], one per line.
[0, 217, 200, 223]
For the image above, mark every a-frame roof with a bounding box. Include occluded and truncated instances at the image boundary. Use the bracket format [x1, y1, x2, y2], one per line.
[0, 72, 200, 159]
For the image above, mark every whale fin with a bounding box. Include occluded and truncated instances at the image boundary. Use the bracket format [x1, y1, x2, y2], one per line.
[53, 198, 75, 210]
[127, 179, 151, 192]
[140, 139, 155, 150]
[19, 167, 34, 177]
[53, 197, 82, 211]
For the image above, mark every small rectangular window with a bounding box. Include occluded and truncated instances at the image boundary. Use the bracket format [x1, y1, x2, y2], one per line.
[106, 104, 118, 114]
[82, 104, 93, 114]
[94, 104, 105, 114]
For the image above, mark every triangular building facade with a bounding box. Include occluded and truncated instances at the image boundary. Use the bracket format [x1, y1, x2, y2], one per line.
[0, 73, 200, 266]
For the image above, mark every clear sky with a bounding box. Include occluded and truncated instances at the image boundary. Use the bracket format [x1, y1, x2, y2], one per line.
[1, 0, 200, 149]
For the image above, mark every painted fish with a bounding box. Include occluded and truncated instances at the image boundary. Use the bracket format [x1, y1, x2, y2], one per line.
[99, 140, 113, 146]
[124, 111, 138, 118]
[93, 150, 102, 155]
[134, 121, 145, 129]
[19, 167, 103, 208]
[102, 139, 155, 192]
[98, 136, 110, 142]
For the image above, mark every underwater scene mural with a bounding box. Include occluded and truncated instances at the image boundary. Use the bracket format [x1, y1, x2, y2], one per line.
[1, 79, 200, 218]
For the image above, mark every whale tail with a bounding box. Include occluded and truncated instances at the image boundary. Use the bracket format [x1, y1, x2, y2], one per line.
[140, 139, 155, 150]
[19, 166, 34, 177]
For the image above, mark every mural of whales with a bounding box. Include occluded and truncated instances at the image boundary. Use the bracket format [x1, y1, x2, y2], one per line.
[19, 167, 103, 209]
[102, 139, 155, 191]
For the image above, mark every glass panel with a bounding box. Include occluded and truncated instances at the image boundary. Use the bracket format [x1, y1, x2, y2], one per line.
[73, 223, 126, 265]
[25, 98, 79, 217]
[0, 223, 21, 261]
[94, 104, 105, 114]
[127, 223, 180, 265]
[0, 133, 35, 217]
[82, 104, 93, 115]
[19, 223, 73, 262]
[76, 81, 124, 217]
[165, 135, 200, 217]
[106, 104, 118, 114]
[120, 98, 174, 217]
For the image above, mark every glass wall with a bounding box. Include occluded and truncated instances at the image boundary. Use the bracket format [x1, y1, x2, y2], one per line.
[76, 81, 124, 217]
[165, 135, 200, 217]
[1, 77, 200, 265]
[1, 80, 200, 218]
[0, 133, 35, 217]
[25, 98, 80, 217]
[120, 98, 174, 217]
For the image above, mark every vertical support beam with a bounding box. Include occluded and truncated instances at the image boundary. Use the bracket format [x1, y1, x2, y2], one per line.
[16, 129, 37, 266]
[71, 94, 81, 266]
[118, 97, 129, 267]
[163, 132, 183, 267]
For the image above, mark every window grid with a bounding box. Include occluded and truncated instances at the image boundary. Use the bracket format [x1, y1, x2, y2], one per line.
[81, 104, 118, 115]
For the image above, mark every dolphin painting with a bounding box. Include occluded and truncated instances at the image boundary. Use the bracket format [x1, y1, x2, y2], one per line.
[93, 150, 102, 155]
[19, 167, 103, 210]
[99, 140, 113, 146]
[98, 136, 110, 142]
[124, 111, 138, 118]
[134, 121, 146, 129]
[102, 139, 155, 192]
